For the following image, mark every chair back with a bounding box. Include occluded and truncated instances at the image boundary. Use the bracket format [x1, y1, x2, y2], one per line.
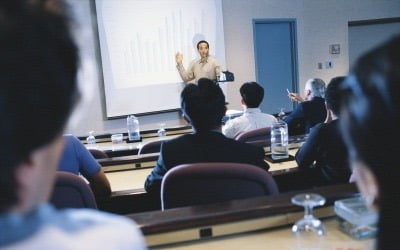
[138, 139, 165, 155]
[89, 148, 109, 159]
[161, 162, 278, 210]
[235, 127, 271, 147]
[50, 171, 97, 209]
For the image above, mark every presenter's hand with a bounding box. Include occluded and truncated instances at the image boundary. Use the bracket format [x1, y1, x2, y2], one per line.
[175, 52, 183, 65]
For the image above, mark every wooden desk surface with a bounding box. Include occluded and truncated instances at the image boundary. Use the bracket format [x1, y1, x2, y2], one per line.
[82, 126, 193, 157]
[127, 184, 370, 248]
[86, 134, 181, 156]
[153, 219, 374, 250]
[105, 148, 299, 193]
[106, 167, 152, 192]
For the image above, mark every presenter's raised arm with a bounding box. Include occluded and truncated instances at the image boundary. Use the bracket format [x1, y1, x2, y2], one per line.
[176, 52, 194, 83]
[175, 52, 183, 65]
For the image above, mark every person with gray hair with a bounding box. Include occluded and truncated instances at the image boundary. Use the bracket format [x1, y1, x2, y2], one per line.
[288, 78, 326, 102]
[294, 77, 351, 186]
[284, 78, 327, 134]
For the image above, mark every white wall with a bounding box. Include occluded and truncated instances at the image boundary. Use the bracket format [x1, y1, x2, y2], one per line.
[65, 0, 400, 137]
[349, 22, 400, 66]
[222, 0, 400, 112]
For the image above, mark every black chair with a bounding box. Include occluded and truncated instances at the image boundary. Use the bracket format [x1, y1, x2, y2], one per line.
[138, 139, 167, 155]
[235, 127, 271, 147]
[50, 171, 97, 209]
[89, 148, 109, 159]
[161, 162, 278, 210]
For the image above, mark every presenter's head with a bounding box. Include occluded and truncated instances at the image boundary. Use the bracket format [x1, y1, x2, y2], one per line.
[181, 78, 226, 132]
[0, 0, 79, 213]
[197, 40, 209, 59]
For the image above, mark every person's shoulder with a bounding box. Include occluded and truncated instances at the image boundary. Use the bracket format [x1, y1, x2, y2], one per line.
[63, 134, 77, 144]
[310, 97, 325, 105]
[308, 122, 329, 138]
[301, 98, 323, 110]
[310, 122, 325, 131]
[59, 208, 135, 227]
[225, 115, 244, 127]
[63, 134, 82, 148]
[166, 133, 192, 143]
[13, 208, 146, 250]
[321, 120, 341, 133]
[260, 112, 277, 121]
[208, 55, 220, 63]
[161, 133, 193, 150]
[224, 136, 264, 153]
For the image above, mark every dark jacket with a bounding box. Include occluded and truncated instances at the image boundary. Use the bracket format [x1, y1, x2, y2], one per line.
[284, 97, 327, 135]
[144, 131, 269, 194]
[295, 120, 351, 184]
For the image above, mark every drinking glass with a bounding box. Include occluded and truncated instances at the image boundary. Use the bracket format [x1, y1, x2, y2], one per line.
[111, 133, 123, 144]
[278, 108, 286, 120]
[291, 193, 326, 236]
[157, 123, 167, 137]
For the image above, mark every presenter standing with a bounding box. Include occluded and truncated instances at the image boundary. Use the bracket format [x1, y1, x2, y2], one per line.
[176, 40, 221, 84]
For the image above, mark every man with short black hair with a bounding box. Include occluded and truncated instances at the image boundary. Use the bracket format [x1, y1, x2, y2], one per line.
[175, 40, 221, 83]
[223, 81, 277, 138]
[145, 78, 270, 194]
[0, 0, 146, 248]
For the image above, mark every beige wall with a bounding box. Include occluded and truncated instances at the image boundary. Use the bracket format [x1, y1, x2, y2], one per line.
[65, 0, 400, 137]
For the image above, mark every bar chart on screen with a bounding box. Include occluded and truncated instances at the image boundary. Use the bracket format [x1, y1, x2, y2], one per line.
[95, 0, 226, 117]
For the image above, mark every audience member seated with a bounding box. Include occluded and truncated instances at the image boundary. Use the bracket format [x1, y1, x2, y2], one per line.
[0, 1, 146, 248]
[145, 78, 270, 195]
[295, 76, 351, 185]
[339, 35, 400, 250]
[222, 81, 277, 138]
[285, 78, 327, 135]
[59, 134, 111, 197]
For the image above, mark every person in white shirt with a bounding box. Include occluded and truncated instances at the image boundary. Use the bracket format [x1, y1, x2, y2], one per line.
[223, 82, 277, 138]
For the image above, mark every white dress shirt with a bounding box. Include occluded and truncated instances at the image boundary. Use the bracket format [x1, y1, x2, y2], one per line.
[222, 108, 277, 139]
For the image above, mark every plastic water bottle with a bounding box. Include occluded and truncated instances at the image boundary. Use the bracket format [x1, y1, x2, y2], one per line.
[271, 120, 289, 160]
[127, 115, 140, 141]
[86, 131, 96, 146]
[157, 123, 167, 137]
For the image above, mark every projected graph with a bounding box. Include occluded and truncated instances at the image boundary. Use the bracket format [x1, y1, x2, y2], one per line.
[95, 0, 226, 117]
[98, 0, 220, 88]
[124, 9, 203, 77]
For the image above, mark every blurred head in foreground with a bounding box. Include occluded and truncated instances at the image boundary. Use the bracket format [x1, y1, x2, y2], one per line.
[340, 35, 400, 250]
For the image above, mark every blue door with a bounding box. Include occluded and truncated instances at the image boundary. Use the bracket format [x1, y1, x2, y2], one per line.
[253, 19, 298, 114]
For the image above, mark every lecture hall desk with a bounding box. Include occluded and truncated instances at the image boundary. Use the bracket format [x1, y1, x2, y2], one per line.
[97, 148, 303, 214]
[96, 133, 307, 214]
[128, 184, 373, 249]
[81, 125, 193, 157]
[102, 148, 299, 193]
